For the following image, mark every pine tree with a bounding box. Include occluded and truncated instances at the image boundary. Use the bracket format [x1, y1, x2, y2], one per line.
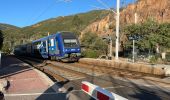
[72, 15, 83, 32]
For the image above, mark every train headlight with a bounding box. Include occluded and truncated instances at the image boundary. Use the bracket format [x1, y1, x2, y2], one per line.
[71, 49, 75, 51]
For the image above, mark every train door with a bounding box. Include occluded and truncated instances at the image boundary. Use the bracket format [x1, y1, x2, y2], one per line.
[49, 38, 55, 56]
[55, 39, 60, 55]
[40, 40, 48, 59]
[49, 38, 59, 55]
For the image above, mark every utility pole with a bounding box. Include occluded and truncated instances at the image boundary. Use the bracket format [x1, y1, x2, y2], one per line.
[115, 0, 120, 60]
[48, 32, 50, 36]
[132, 39, 135, 62]
[102, 34, 112, 60]
[106, 34, 112, 60]
[132, 13, 137, 63]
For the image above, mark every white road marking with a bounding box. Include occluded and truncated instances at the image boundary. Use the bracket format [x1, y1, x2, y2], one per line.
[0, 68, 33, 78]
[9, 78, 38, 82]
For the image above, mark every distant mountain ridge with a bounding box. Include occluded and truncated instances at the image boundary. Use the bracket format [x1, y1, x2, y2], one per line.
[0, 23, 20, 30]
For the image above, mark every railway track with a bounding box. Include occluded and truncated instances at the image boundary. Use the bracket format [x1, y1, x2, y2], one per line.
[17, 56, 170, 85]
[49, 61, 104, 76]
[46, 63, 85, 80]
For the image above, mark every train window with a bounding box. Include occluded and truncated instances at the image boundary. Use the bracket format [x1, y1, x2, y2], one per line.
[37, 44, 41, 49]
[56, 41, 58, 49]
[33, 41, 41, 49]
[63, 39, 78, 47]
[43, 41, 46, 46]
[42, 41, 47, 52]
[50, 39, 54, 46]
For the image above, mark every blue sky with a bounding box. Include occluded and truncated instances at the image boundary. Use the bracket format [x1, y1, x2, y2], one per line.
[0, 0, 135, 27]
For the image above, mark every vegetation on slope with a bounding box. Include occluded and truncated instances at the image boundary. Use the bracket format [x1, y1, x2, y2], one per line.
[124, 19, 170, 62]
[22, 10, 110, 41]
[0, 30, 3, 50]
[124, 19, 170, 52]
[81, 32, 107, 58]
[0, 23, 20, 30]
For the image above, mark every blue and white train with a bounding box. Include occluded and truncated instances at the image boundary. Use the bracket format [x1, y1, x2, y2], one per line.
[14, 32, 81, 62]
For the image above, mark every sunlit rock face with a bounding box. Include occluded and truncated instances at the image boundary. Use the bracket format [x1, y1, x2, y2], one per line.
[121, 0, 170, 24]
[81, 0, 170, 38]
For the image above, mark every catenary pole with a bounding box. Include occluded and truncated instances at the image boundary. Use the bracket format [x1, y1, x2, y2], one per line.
[115, 0, 120, 60]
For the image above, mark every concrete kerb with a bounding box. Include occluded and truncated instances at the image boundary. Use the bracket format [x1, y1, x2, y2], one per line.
[164, 68, 170, 76]
[79, 58, 166, 76]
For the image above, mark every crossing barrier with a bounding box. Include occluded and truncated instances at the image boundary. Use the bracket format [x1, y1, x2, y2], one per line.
[81, 81, 128, 100]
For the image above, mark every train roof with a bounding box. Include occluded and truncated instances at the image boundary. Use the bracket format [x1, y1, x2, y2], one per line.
[32, 31, 76, 43]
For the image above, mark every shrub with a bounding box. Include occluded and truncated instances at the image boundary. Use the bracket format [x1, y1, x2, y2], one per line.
[82, 49, 100, 58]
[166, 52, 170, 62]
[149, 55, 158, 64]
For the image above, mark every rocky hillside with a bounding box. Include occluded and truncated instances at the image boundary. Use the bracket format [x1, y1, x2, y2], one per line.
[81, 0, 170, 38]
[121, 0, 170, 24]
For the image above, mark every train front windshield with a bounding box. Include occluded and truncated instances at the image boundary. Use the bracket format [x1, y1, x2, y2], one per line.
[63, 39, 79, 48]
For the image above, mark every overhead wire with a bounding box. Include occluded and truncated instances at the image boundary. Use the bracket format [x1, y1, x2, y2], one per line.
[96, 0, 116, 14]
[31, 2, 56, 24]
[24, 0, 72, 37]
[30, 0, 70, 25]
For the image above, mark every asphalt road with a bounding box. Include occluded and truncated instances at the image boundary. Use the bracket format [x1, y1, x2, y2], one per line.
[63, 75, 170, 100]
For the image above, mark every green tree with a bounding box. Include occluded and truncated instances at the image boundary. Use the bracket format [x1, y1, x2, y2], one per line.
[2, 43, 11, 54]
[81, 32, 97, 48]
[124, 20, 170, 53]
[81, 32, 107, 58]
[0, 30, 3, 50]
[72, 15, 83, 36]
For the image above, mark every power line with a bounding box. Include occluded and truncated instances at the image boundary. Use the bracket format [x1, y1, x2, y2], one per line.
[31, 0, 70, 24]
[90, 5, 105, 10]
[96, 0, 111, 10]
[31, 3, 55, 24]
[96, 0, 116, 14]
